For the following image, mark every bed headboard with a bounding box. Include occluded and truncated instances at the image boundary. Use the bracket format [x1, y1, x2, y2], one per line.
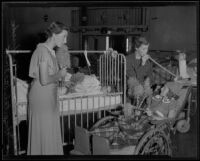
[99, 53, 126, 104]
[6, 49, 32, 155]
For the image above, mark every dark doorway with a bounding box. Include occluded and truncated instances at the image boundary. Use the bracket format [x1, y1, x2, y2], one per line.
[110, 35, 126, 54]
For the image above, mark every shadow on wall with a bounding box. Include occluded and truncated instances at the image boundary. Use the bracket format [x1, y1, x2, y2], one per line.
[16, 33, 46, 81]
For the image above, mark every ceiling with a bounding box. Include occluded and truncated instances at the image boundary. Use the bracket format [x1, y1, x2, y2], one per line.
[3, 1, 197, 8]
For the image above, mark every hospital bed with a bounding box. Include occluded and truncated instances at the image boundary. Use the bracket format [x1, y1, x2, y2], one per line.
[6, 49, 126, 155]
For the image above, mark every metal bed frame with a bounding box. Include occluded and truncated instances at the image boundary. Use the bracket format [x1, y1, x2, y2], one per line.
[6, 49, 126, 155]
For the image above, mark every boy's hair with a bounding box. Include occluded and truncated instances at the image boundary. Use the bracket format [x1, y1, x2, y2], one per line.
[134, 36, 149, 48]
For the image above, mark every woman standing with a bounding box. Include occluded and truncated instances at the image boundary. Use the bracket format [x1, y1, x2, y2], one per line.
[27, 22, 68, 155]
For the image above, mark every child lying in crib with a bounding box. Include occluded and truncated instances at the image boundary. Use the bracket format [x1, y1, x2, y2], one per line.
[58, 72, 103, 95]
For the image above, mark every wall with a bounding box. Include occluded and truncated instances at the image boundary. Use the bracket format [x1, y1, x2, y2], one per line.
[7, 7, 81, 80]
[148, 6, 197, 57]
[81, 6, 197, 59]
[7, 6, 197, 55]
[9, 7, 80, 50]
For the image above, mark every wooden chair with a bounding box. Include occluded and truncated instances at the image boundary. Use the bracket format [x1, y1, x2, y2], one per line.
[70, 126, 91, 155]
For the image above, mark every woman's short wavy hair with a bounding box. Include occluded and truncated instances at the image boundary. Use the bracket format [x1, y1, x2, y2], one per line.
[44, 21, 68, 39]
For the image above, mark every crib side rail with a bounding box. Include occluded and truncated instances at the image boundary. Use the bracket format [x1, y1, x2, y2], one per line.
[6, 49, 31, 155]
[5, 49, 127, 155]
[99, 53, 126, 105]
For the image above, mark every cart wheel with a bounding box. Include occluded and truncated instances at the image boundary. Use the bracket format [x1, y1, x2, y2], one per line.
[134, 129, 171, 155]
[89, 116, 115, 131]
[176, 120, 190, 133]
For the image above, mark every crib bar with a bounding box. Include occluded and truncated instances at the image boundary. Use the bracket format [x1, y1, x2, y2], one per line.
[98, 96, 101, 119]
[106, 54, 108, 86]
[102, 56, 104, 86]
[100, 58, 102, 86]
[87, 97, 89, 129]
[14, 65, 21, 153]
[123, 55, 126, 104]
[6, 50, 32, 54]
[103, 56, 105, 86]
[74, 98, 77, 127]
[117, 56, 120, 91]
[61, 101, 64, 143]
[109, 55, 110, 85]
[120, 56, 122, 92]
[111, 56, 113, 85]
[92, 96, 95, 124]
[101, 57, 103, 86]
[81, 98, 83, 127]
[109, 95, 111, 112]
[67, 98, 70, 143]
[104, 95, 106, 117]
[115, 57, 117, 87]
[68, 50, 106, 54]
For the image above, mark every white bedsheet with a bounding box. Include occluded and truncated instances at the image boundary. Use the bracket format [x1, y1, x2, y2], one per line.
[14, 78, 29, 103]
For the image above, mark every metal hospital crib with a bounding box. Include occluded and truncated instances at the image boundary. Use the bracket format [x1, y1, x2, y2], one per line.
[6, 49, 127, 155]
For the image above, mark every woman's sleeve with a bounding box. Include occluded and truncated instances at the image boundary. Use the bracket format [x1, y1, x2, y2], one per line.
[29, 46, 49, 78]
[38, 48, 50, 65]
[147, 61, 153, 85]
[126, 55, 136, 78]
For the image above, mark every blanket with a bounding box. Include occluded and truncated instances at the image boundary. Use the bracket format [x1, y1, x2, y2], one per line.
[14, 78, 29, 102]
[71, 74, 102, 94]
[149, 81, 190, 118]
